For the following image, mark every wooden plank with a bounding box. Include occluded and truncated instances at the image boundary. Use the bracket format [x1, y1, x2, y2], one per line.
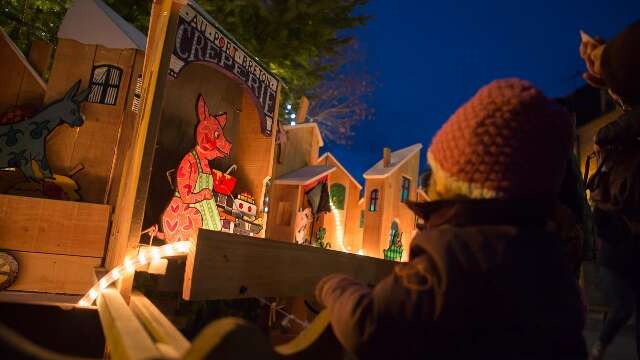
[7, 250, 101, 294]
[183, 230, 396, 300]
[97, 288, 162, 360]
[0, 194, 110, 257]
[0, 290, 83, 308]
[130, 291, 190, 357]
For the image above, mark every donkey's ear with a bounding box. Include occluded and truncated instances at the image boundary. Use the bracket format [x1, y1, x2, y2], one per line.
[64, 80, 81, 101]
[196, 94, 208, 122]
[73, 87, 90, 103]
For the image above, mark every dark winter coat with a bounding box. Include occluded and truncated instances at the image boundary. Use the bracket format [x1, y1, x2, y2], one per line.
[316, 200, 587, 359]
[589, 108, 640, 278]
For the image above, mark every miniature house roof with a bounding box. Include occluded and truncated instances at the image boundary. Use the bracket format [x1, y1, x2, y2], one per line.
[317, 152, 362, 190]
[274, 165, 336, 186]
[57, 0, 146, 50]
[282, 122, 324, 147]
[363, 143, 423, 179]
[0, 28, 46, 90]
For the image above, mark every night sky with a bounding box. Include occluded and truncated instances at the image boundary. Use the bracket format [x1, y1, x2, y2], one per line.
[323, 0, 640, 186]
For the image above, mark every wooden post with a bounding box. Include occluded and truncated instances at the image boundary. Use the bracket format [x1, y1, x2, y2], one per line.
[27, 39, 52, 78]
[105, 0, 183, 299]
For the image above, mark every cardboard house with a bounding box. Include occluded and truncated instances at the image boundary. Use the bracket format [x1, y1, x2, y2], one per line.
[45, 0, 146, 205]
[315, 152, 363, 252]
[361, 144, 422, 260]
[267, 123, 333, 243]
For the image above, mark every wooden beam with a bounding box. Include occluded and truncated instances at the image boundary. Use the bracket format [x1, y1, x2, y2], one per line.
[0, 290, 83, 309]
[183, 230, 396, 300]
[97, 288, 162, 360]
[105, 0, 180, 300]
[129, 291, 190, 357]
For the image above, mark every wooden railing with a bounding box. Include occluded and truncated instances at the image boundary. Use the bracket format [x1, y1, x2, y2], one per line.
[97, 289, 345, 360]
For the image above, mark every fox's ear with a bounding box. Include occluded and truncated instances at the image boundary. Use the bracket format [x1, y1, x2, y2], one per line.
[215, 112, 227, 128]
[197, 95, 208, 122]
[74, 87, 90, 103]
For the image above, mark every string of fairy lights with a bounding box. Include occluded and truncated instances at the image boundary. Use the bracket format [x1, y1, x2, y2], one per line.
[77, 240, 192, 307]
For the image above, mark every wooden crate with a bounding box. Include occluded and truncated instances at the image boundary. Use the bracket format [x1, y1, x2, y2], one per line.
[0, 194, 110, 295]
[183, 230, 396, 300]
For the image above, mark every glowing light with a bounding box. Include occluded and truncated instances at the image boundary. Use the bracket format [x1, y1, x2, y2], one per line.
[99, 278, 109, 289]
[290, 113, 296, 119]
[78, 241, 194, 307]
[111, 268, 121, 280]
[329, 199, 346, 252]
[151, 247, 161, 261]
[357, 249, 364, 256]
[290, 121, 296, 126]
[124, 258, 135, 273]
[286, 103, 292, 110]
[89, 288, 98, 299]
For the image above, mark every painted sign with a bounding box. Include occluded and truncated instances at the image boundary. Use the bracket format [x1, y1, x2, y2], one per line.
[170, 4, 279, 137]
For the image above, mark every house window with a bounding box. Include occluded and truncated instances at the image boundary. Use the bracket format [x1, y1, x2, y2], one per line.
[132, 74, 143, 113]
[369, 189, 379, 212]
[359, 210, 365, 228]
[88, 65, 122, 105]
[330, 183, 346, 210]
[401, 177, 410, 202]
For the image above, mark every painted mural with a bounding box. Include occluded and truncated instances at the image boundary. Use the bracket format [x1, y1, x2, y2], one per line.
[149, 94, 264, 243]
[0, 81, 88, 201]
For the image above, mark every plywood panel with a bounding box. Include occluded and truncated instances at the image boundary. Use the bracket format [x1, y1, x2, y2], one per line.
[106, 50, 145, 207]
[45, 39, 96, 175]
[0, 194, 110, 257]
[7, 250, 101, 294]
[183, 230, 396, 300]
[234, 90, 277, 205]
[47, 44, 137, 203]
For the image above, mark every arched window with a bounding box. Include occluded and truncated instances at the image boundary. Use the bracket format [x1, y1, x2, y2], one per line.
[330, 183, 346, 210]
[389, 221, 399, 246]
[401, 176, 411, 202]
[88, 65, 123, 105]
[369, 189, 379, 212]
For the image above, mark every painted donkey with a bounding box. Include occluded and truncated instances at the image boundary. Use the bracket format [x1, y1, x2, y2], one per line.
[0, 81, 89, 180]
[151, 94, 232, 243]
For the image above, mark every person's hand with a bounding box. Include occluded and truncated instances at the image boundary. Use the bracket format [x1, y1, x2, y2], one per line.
[200, 188, 213, 201]
[579, 31, 607, 88]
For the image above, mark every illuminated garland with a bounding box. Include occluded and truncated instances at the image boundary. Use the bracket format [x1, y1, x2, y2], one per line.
[77, 241, 192, 307]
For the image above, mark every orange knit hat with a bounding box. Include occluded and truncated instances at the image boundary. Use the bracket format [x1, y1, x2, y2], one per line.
[427, 78, 574, 200]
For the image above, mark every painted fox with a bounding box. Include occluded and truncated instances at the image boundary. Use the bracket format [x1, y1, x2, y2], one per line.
[151, 94, 232, 243]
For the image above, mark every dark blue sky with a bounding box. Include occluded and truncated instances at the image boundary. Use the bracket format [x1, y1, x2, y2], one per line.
[324, 0, 640, 185]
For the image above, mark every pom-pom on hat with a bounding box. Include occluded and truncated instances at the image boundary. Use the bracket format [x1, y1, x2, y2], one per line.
[426, 78, 574, 200]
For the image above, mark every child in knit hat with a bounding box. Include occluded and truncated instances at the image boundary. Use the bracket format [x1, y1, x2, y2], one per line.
[315, 78, 587, 359]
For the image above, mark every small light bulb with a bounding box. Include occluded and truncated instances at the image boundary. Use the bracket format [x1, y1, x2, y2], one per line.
[151, 247, 161, 261]
[124, 258, 135, 273]
[290, 121, 296, 126]
[99, 279, 109, 289]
